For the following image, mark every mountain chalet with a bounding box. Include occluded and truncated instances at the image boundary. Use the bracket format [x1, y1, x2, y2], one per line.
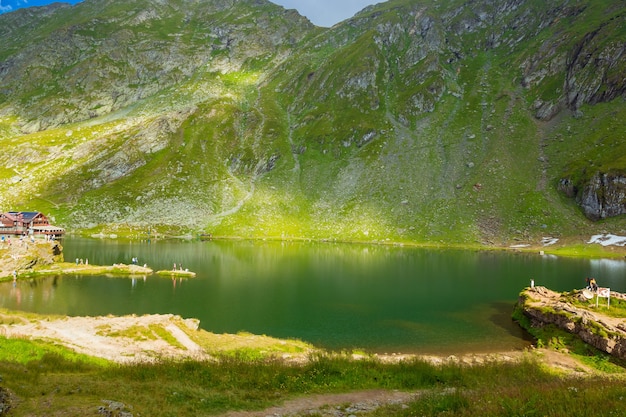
[0, 211, 65, 238]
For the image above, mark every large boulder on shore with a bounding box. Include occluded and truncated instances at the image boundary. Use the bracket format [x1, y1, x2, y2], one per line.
[0, 240, 63, 279]
[516, 286, 626, 360]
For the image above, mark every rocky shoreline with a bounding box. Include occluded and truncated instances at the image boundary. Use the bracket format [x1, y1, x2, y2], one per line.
[516, 286, 626, 360]
[0, 240, 198, 280]
[17, 262, 154, 278]
[0, 239, 63, 280]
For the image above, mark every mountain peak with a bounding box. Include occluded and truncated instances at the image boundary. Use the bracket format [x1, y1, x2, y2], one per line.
[1, 0, 624, 244]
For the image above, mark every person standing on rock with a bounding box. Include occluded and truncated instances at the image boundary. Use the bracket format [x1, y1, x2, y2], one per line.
[586, 277, 598, 292]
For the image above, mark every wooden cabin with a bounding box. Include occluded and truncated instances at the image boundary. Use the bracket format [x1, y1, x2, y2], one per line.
[0, 211, 65, 238]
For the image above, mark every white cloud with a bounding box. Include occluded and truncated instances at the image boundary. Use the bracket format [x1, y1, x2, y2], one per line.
[0, 0, 14, 13]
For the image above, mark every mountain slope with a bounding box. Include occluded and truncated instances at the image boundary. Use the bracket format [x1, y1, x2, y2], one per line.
[0, 0, 624, 245]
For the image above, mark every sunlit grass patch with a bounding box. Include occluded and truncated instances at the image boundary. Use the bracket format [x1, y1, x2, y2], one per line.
[96, 324, 157, 341]
[181, 327, 313, 359]
[546, 243, 626, 259]
[149, 324, 187, 350]
[0, 336, 108, 367]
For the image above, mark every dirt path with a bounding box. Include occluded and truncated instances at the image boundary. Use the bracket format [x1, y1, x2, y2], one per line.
[212, 348, 594, 417]
[221, 389, 422, 417]
[0, 313, 211, 363]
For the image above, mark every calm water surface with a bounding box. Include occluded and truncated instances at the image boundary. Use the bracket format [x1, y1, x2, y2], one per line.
[1, 237, 625, 355]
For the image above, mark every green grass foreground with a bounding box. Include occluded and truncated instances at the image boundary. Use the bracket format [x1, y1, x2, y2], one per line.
[1, 337, 626, 416]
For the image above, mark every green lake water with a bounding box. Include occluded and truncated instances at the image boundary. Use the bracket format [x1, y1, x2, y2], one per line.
[1, 237, 625, 355]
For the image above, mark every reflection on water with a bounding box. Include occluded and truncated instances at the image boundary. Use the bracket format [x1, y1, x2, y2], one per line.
[1, 238, 625, 354]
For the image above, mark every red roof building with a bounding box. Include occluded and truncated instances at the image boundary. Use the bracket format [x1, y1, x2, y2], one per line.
[0, 211, 65, 238]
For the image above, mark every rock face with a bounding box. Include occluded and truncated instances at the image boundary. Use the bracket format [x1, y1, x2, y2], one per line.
[0, 240, 63, 279]
[0, 0, 314, 131]
[516, 286, 626, 360]
[559, 172, 626, 220]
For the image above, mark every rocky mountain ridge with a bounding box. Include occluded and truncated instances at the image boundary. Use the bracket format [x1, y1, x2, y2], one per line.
[0, 0, 625, 243]
[0, 0, 314, 131]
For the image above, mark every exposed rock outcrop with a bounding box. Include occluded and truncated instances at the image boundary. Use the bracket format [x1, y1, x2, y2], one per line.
[558, 172, 626, 220]
[0, 240, 63, 279]
[520, 4, 626, 120]
[516, 286, 626, 360]
[0, 386, 11, 416]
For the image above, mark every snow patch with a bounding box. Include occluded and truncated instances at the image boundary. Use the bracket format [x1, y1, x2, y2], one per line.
[541, 237, 559, 246]
[588, 234, 626, 247]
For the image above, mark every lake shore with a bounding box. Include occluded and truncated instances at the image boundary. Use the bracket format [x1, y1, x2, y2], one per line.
[81, 229, 626, 259]
[1, 236, 624, 372]
[0, 307, 582, 372]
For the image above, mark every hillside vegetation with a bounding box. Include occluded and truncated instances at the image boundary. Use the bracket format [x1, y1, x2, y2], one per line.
[0, 0, 625, 245]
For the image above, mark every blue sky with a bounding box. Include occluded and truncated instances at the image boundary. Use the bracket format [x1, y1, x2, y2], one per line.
[0, 0, 383, 27]
[0, 0, 81, 14]
[271, 0, 382, 27]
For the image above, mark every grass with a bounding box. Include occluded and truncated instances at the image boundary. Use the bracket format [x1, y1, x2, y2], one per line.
[182, 328, 312, 357]
[544, 243, 626, 259]
[369, 378, 626, 416]
[512, 297, 626, 374]
[0, 337, 108, 367]
[1, 336, 625, 416]
[95, 323, 187, 349]
[565, 291, 626, 320]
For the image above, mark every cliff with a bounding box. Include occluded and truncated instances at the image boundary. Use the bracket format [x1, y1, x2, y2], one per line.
[559, 172, 626, 221]
[0, 239, 63, 279]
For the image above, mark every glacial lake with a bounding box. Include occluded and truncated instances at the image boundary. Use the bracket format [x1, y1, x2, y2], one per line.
[2, 237, 626, 355]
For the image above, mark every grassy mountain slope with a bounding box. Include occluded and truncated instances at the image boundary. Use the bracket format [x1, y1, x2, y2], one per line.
[0, 0, 624, 245]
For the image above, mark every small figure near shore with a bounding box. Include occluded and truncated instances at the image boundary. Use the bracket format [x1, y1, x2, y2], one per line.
[586, 277, 598, 292]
